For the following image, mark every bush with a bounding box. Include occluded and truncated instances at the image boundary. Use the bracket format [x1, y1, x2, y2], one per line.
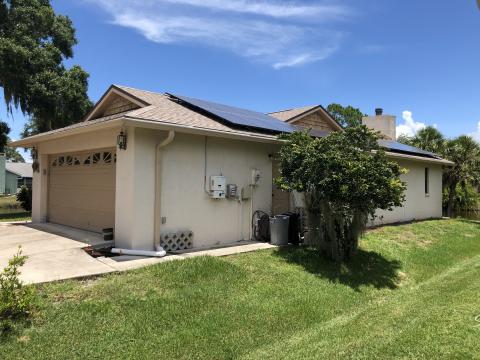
[0, 247, 35, 333]
[277, 127, 406, 262]
[16, 186, 32, 212]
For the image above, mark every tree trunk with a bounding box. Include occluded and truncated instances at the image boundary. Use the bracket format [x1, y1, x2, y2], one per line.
[447, 181, 457, 218]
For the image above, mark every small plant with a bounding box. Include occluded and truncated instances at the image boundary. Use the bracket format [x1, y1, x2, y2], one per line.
[16, 185, 32, 212]
[0, 247, 35, 333]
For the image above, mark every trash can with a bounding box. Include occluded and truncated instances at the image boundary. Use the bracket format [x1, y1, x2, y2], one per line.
[282, 212, 301, 245]
[269, 215, 290, 245]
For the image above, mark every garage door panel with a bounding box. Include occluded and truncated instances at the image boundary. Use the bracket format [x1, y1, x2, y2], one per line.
[48, 150, 116, 233]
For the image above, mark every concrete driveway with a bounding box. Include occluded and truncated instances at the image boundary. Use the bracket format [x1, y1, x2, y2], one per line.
[0, 222, 115, 284]
[0, 222, 277, 284]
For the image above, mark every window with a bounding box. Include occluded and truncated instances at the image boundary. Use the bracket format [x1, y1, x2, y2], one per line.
[424, 167, 429, 195]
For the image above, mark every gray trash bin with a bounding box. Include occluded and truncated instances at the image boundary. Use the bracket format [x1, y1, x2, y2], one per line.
[270, 215, 290, 245]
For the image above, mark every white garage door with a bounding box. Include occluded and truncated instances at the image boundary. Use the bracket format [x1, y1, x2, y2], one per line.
[48, 149, 116, 233]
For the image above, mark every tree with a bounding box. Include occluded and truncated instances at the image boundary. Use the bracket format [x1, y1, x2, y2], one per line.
[17, 185, 32, 212]
[326, 103, 365, 128]
[0, 121, 8, 153]
[398, 126, 446, 155]
[5, 142, 25, 162]
[0, 121, 24, 161]
[0, 0, 92, 134]
[277, 126, 406, 262]
[443, 136, 480, 217]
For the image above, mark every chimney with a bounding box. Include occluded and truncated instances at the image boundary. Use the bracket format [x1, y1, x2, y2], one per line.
[362, 108, 396, 140]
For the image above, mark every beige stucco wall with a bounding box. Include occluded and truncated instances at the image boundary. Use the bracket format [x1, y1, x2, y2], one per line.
[159, 133, 274, 249]
[370, 159, 443, 226]
[29, 124, 444, 251]
[114, 127, 160, 250]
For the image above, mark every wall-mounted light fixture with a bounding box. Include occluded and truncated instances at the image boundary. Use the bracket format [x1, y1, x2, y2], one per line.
[117, 131, 127, 150]
[31, 147, 40, 173]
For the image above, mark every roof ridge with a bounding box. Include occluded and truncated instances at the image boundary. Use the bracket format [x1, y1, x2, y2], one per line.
[268, 104, 318, 115]
[114, 84, 165, 96]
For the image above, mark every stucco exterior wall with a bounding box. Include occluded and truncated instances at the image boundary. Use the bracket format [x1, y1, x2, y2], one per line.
[370, 159, 443, 226]
[115, 127, 160, 250]
[28, 124, 444, 251]
[159, 133, 275, 249]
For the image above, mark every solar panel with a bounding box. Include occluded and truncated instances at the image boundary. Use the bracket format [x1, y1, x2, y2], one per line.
[168, 93, 297, 134]
[378, 139, 438, 158]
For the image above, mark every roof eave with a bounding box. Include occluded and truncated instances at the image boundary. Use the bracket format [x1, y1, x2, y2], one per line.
[385, 151, 454, 165]
[8, 116, 281, 148]
[8, 118, 125, 148]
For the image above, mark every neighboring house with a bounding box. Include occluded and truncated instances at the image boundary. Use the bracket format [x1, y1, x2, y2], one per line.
[5, 162, 33, 193]
[10, 85, 452, 252]
[0, 154, 32, 195]
[0, 153, 5, 195]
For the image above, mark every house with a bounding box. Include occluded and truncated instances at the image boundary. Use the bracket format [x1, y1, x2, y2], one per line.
[0, 155, 33, 195]
[5, 162, 33, 193]
[9, 85, 452, 252]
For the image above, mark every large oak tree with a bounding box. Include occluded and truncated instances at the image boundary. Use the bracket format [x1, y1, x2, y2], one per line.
[0, 0, 92, 135]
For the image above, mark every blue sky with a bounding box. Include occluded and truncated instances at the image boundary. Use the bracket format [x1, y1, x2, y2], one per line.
[2, 0, 480, 160]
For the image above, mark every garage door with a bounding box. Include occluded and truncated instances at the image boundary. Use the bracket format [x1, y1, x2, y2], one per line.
[48, 150, 116, 233]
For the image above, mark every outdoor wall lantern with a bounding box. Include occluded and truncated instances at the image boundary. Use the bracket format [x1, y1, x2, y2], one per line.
[31, 147, 40, 173]
[117, 131, 127, 150]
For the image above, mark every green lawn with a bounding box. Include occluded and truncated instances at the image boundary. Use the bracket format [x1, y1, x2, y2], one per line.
[0, 195, 31, 222]
[1, 219, 480, 359]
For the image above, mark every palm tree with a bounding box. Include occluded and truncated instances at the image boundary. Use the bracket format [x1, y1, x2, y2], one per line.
[443, 136, 480, 217]
[400, 126, 446, 155]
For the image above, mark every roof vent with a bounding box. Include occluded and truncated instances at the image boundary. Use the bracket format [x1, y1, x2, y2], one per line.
[375, 108, 383, 116]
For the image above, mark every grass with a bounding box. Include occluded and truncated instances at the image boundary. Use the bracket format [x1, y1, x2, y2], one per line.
[1, 219, 479, 359]
[0, 195, 31, 222]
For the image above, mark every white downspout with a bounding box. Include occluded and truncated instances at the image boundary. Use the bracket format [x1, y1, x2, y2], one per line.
[154, 130, 175, 250]
[113, 130, 175, 258]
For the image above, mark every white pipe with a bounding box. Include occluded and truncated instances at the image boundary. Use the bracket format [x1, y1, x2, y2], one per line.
[111, 247, 166, 257]
[154, 130, 175, 249]
[249, 185, 255, 240]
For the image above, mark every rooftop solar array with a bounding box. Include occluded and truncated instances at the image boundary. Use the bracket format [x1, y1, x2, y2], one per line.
[168, 93, 439, 159]
[378, 139, 438, 158]
[168, 93, 297, 134]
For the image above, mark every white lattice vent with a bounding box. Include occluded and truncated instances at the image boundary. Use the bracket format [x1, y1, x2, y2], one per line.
[160, 229, 194, 252]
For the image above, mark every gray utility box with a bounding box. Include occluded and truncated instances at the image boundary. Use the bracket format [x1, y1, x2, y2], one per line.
[270, 215, 290, 245]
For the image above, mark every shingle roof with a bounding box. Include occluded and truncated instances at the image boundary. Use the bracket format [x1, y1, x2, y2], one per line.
[116, 86, 280, 138]
[6, 162, 33, 178]
[268, 105, 319, 122]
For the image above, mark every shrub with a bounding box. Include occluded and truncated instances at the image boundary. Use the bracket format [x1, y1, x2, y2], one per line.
[0, 247, 35, 333]
[277, 127, 406, 262]
[16, 185, 32, 212]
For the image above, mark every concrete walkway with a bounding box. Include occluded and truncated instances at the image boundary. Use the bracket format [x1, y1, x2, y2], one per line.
[0, 222, 276, 284]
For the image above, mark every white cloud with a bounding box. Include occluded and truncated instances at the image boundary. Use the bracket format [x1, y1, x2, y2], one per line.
[396, 110, 428, 138]
[468, 121, 480, 142]
[160, 0, 351, 19]
[86, 0, 351, 68]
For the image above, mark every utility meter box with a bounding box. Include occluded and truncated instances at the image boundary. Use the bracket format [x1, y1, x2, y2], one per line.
[210, 175, 226, 199]
[227, 184, 238, 198]
[250, 169, 261, 186]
